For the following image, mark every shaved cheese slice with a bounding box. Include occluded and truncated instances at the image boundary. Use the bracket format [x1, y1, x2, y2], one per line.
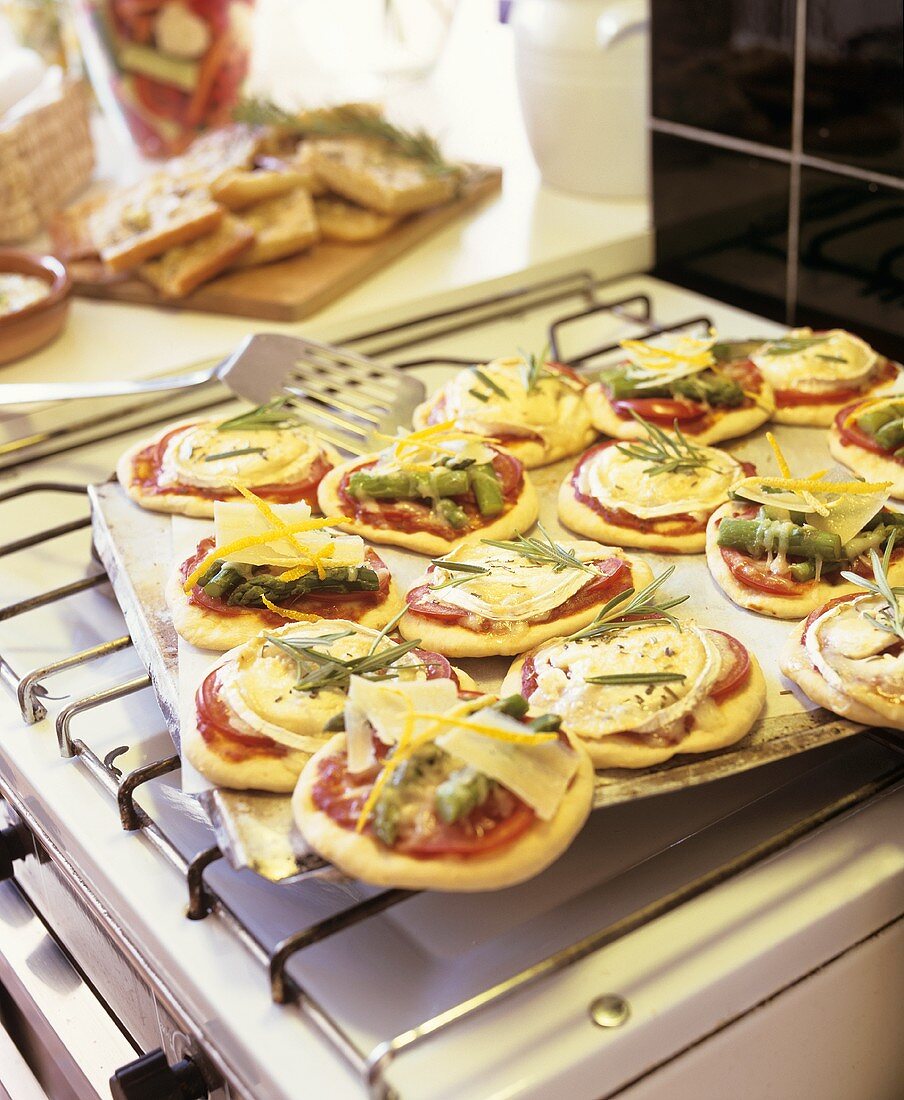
[345, 701, 376, 774]
[806, 467, 889, 546]
[347, 676, 460, 747]
[733, 466, 890, 539]
[212, 499, 365, 567]
[620, 332, 717, 388]
[436, 708, 577, 821]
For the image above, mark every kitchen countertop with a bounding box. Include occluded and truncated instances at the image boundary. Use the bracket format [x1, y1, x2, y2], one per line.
[3, 0, 650, 385]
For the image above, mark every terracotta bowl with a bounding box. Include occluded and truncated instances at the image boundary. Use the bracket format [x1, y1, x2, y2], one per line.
[0, 250, 72, 365]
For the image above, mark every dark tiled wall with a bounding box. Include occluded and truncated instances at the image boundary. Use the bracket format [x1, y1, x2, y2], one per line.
[651, 0, 904, 359]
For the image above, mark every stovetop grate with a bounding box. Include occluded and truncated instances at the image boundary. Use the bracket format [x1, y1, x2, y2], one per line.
[2, 272, 902, 1098]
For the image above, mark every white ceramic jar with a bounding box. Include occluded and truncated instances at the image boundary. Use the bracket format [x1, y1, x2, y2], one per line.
[511, 0, 650, 199]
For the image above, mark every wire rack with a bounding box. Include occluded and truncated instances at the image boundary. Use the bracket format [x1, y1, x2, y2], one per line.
[1, 271, 903, 1099]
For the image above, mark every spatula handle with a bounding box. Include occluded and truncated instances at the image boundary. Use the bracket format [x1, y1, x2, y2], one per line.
[0, 363, 221, 406]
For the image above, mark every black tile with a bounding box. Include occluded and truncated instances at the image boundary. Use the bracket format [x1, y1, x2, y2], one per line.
[796, 167, 904, 360]
[653, 132, 791, 323]
[804, 0, 903, 179]
[652, 0, 796, 146]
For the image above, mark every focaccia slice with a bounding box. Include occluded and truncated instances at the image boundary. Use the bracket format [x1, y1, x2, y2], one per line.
[139, 215, 255, 298]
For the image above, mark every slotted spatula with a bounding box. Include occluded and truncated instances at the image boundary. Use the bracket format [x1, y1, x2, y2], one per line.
[0, 333, 426, 454]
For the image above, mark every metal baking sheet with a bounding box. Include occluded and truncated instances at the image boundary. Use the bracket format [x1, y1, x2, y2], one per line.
[89, 409, 879, 882]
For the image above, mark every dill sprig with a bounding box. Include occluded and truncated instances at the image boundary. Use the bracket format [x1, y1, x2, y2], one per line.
[429, 559, 492, 591]
[584, 671, 687, 686]
[762, 335, 828, 357]
[204, 446, 266, 463]
[482, 524, 597, 575]
[264, 628, 422, 693]
[216, 398, 303, 433]
[616, 413, 721, 476]
[234, 98, 461, 178]
[839, 532, 904, 643]
[566, 566, 688, 642]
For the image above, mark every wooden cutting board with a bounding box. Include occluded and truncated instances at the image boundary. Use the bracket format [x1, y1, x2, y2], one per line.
[69, 165, 502, 322]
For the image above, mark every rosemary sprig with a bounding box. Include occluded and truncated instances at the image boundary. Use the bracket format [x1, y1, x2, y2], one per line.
[204, 446, 266, 463]
[429, 560, 492, 591]
[616, 413, 719, 476]
[216, 398, 303, 433]
[584, 672, 687, 686]
[815, 354, 847, 364]
[520, 345, 553, 393]
[264, 629, 423, 693]
[839, 532, 904, 643]
[482, 524, 596, 575]
[469, 367, 509, 399]
[367, 603, 409, 656]
[762, 335, 828, 357]
[234, 98, 461, 178]
[566, 566, 688, 642]
[468, 388, 490, 403]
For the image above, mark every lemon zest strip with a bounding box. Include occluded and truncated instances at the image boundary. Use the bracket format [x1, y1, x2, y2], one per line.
[260, 597, 319, 622]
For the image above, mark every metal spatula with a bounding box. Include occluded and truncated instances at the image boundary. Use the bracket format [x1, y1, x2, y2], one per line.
[0, 333, 425, 454]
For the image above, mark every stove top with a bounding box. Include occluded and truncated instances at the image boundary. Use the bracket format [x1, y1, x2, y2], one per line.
[0, 273, 901, 1100]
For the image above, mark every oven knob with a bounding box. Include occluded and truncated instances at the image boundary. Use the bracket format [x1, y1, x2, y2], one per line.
[109, 1050, 208, 1100]
[0, 822, 31, 881]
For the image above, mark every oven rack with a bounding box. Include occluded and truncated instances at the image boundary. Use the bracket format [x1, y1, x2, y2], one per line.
[2, 271, 903, 1099]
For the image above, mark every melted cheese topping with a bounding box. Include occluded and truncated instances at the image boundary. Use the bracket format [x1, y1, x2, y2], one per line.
[752, 329, 877, 394]
[578, 444, 743, 521]
[214, 620, 424, 752]
[430, 539, 610, 621]
[526, 623, 721, 738]
[620, 332, 718, 388]
[805, 594, 904, 704]
[159, 421, 324, 490]
[438, 356, 590, 446]
[370, 434, 496, 476]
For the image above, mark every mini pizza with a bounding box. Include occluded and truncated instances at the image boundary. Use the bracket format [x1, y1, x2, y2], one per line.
[500, 576, 765, 769]
[398, 527, 654, 657]
[750, 329, 900, 426]
[118, 399, 341, 518]
[558, 420, 753, 553]
[168, 497, 402, 650]
[411, 354, 597, 468]
[829, 395, 904, 501]
[292, 676, 594, 890]
[316, 421, 539, 556]
[706, 435, 904, 619]
[185, 618, 471, 793]
[780, 539, 903, 730]
[584, 334, 774, 445]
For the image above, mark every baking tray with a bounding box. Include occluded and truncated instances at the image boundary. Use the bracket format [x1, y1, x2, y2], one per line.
[90, 413, 873, 882]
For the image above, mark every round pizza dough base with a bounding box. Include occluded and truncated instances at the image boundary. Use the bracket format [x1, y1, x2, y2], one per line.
[411, 394, 598, 469]
[705, 503, 904, 619]
[397, 556, 654, 657]
[771, 374, 899, 427]
[166, 564, 404, 651]
[780, 620, 904, 730]
[584, 385, 772, 445]
[317, 459, 540, 556]
[500, 653, 767, 768]
[557, 475, 708, 553]
[116, 418, 340, 519]
[828, 431, 904, 501]
[292, 732, 595, 891]
[184, 665, 477, 793]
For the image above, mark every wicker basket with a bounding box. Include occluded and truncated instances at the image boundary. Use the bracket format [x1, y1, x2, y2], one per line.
[0, 79, 95, 244]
